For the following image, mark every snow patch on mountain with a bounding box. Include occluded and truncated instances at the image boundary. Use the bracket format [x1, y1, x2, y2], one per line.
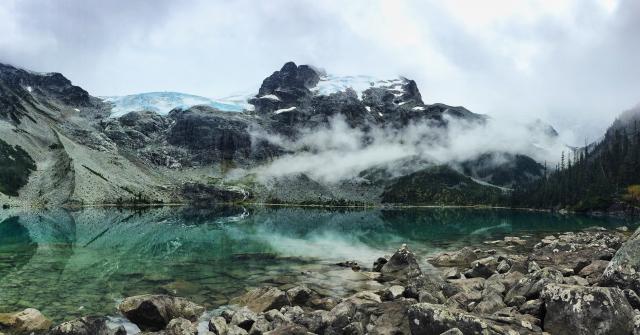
[312, 75, 405, 99]
[102, 92, 245, 117]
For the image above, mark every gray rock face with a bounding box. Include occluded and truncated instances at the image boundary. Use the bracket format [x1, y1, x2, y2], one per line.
[48, 317, 125, 335]
[117, 295, 204, 331]
[166, 106, 255, 164]
[380, 244, 422, 281]
[250, 62, 320, 114]
[541, 284, 634, 335]
[602, 226, 640, 293]
[407, 303, 539, 335]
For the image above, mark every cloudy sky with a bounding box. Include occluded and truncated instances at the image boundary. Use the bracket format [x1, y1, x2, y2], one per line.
[0, 0, 638, 143]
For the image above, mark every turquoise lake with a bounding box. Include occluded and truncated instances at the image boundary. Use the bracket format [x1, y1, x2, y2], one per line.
[0, 206, 632, 322]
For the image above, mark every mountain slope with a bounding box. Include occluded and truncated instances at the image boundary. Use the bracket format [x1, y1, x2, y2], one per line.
[0, 62, 559, 206]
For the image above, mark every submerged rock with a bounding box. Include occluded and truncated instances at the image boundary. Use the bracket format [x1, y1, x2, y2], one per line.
[118, 295, 204, 331]
[0, 308, 52, 334]
[541, 284, 634, 335]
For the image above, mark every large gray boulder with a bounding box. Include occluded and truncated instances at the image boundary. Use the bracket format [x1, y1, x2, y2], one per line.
[0, 308, 52, 334]
[380, 244, 422, 281]
[504, 267, 563, 303]
[541, 284, 634, 335]
[407, 303, 540, 334]
[601, 226, 640, 293]
[118, 295, 204, 331]
[428, 247, 478, 268]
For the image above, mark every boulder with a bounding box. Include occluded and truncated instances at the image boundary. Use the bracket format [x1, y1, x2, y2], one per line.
[263, 324, 308, 335]
[380, 244, 422, 281]
[373, 257, 389, 272]
[578, 260, 608, 284]
[625, 289, 640, 310]
[382, 285, 405, 301]
[0, 308, 52, 334]
[439, 329, 463, 335]
[428, 247, 478, 267]
[601, 226, 640, 292]
[504, 267, 563, 303]
[496, 260, 510, 274]
[209, 316, 228, 335]
[408, 303, 539, 334]
[227, 325, 249, 335]
[473, 291, 505, 315]
[563, 275, 589, 286]
[49, 316, 125, 335]
[118, 295, 204, 331]
[153, 318, 197, 335]
[231, 287, 290, 313]
[465, 257, 498, 279]
[518, 300, 544, 319]
[230, 307, 257, 331]
[541, 284, 634, 335]
[404, 274, 447, 303]
[286, 286, 312, 306]
[248, 316, 271, 335]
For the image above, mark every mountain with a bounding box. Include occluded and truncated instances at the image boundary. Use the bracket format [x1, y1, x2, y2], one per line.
[102, 92, 244, 117]
[0, 61, 558, 207]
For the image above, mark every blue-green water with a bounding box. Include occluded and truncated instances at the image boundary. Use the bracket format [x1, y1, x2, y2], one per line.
[0, 206, 632, 322]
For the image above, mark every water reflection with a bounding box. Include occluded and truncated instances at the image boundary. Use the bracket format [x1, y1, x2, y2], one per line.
[0, 206, 631, 322]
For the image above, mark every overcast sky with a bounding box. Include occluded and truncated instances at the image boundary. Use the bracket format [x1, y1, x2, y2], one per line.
[0, 0, 638, 144]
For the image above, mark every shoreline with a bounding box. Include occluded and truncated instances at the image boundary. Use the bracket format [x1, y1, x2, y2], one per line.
[3, 200, 638, 220]
[2, 223, 638, 334]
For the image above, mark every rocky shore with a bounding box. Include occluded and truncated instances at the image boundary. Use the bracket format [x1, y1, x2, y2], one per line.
[2, 225, 640, 335]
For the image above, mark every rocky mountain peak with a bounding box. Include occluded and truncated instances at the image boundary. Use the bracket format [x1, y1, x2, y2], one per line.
[257, 62, 321, 96]
[0, 63, 95, 124]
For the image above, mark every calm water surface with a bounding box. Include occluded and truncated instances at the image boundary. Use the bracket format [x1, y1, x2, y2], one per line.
[0, 206, 633, 322]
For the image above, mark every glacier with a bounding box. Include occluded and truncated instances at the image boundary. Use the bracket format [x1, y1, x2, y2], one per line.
[102, 92, 246, 117]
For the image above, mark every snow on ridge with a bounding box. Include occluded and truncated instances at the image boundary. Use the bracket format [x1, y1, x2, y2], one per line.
[102, 92, 245, 118]
[312, 75, 405, 99]
[257, 94, 280, 101]
[274, 106, 297, 114]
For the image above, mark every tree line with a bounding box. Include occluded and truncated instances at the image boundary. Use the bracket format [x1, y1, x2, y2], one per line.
[510, 121, 640, 211]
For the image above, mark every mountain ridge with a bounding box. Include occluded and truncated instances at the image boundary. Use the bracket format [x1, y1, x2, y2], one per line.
[0, 61, 565, 207]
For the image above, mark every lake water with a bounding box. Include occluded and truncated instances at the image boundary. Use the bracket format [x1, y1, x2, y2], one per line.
[0, 206, 632, 322]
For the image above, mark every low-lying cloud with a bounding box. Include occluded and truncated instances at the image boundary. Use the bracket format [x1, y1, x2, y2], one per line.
[243, 115, 565, 184]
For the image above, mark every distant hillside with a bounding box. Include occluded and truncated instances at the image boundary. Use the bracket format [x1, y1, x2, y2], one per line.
[511, 105, 640, 214]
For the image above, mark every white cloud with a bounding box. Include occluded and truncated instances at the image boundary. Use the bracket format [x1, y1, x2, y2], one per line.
[0, 0, 637, 143]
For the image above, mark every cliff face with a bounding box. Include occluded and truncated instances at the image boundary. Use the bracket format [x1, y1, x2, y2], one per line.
[0, 62, 550, 206]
